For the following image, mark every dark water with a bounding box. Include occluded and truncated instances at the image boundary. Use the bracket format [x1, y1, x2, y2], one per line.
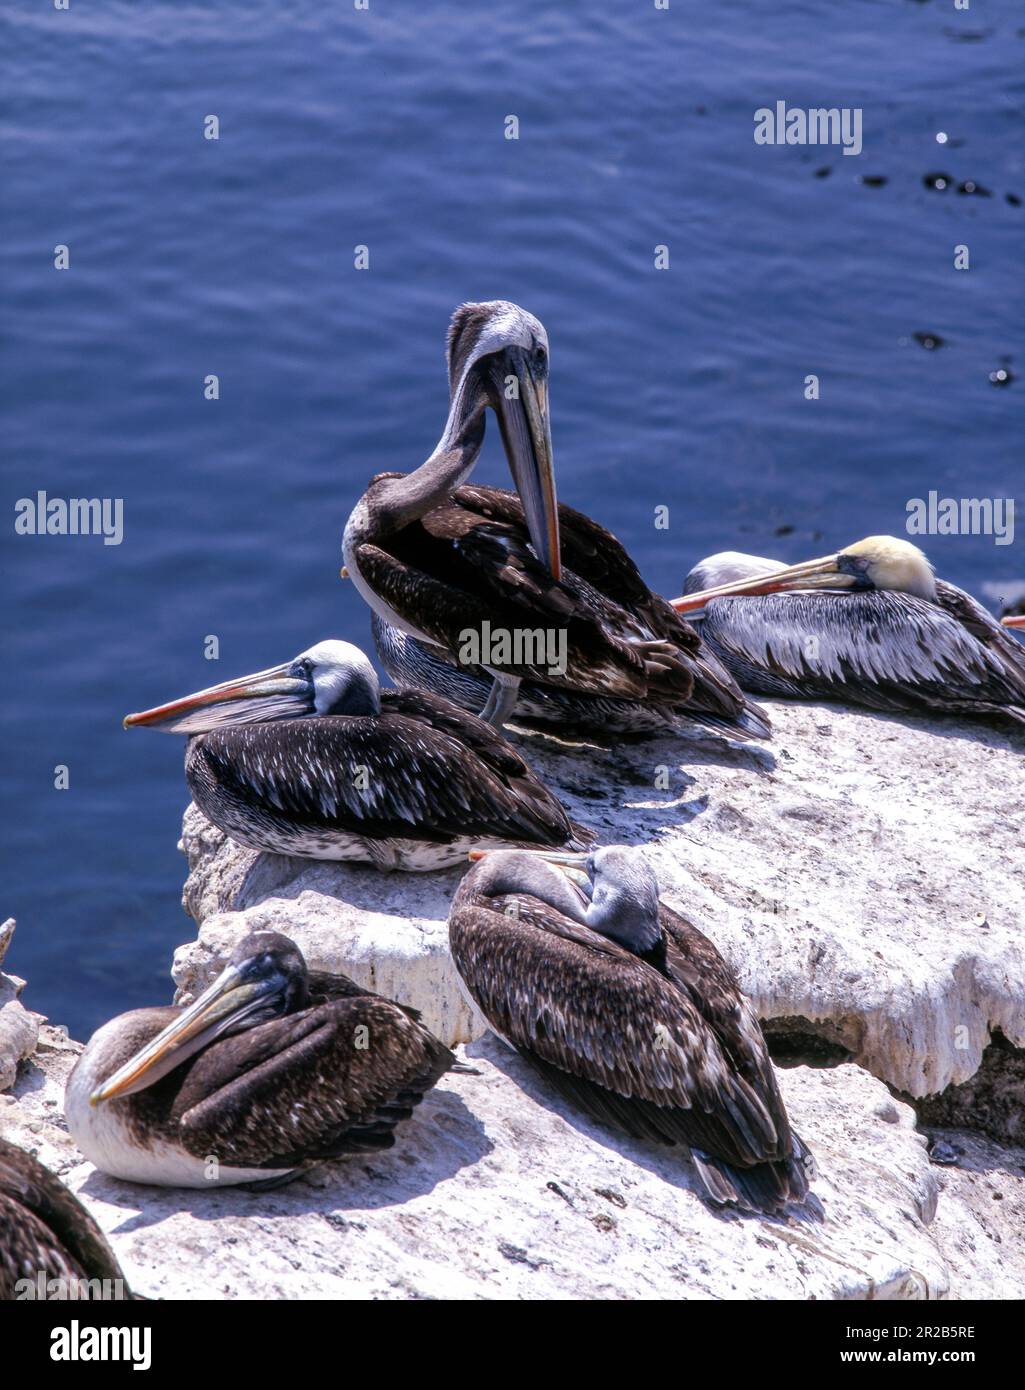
[2, 2, 1023, 1039]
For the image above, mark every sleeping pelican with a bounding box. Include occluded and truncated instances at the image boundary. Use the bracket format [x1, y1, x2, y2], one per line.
[0, 1138, 132, 1298]
[343, 301, 769, 740]
[124, 639, 587, 870]
[65, 930, 457, 1188]
[672, 536, 1025, 725]
[449, 845, 813, 1214]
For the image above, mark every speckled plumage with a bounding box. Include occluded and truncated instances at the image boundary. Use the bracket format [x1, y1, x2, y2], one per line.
[184, 685, 586, 868]
[449, 858, 812, 1214]
[0, 1138, 131, 1298]
[692, 582, 1025, 722]
[66, 958, 457, 1188]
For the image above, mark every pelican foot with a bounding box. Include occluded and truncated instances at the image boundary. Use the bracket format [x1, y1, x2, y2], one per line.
[479, 675, 521, 729]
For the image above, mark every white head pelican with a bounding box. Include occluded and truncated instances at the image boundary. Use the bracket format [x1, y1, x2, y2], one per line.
[672, 536, 1025, 725]
[123, 639, 589, 870]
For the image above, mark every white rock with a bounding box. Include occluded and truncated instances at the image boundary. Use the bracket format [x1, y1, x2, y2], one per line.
[176, 806, 483, 1044]
[4, 703, 1023, 1300]
[922, 1130, 1025, 1300]
[0, 1032, 961, 1301]
[177, 702, 1025, 1100]
[0, 920, 42, 1093]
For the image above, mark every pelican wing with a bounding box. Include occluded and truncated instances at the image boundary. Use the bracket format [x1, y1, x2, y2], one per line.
[356, 538, 695, 703]
[449, 901, 787, 1166]
[422, 502, 671, 653]
[197, 715, 575, 845]
[451, 483, 696, 640]
[380, 687, 537, 779]
[449, 486, 738, 713]
[419, 503, 578, 620]
[659, 905, 792, 1137]
[0, 1194, 95, 1294]
[934, 580, 1025, 698]
[705, 588, 1025, 717]
[171, 997, 454, 1169]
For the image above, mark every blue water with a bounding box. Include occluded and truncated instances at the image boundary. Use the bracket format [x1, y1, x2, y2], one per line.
[2, 2, 1023, 1040]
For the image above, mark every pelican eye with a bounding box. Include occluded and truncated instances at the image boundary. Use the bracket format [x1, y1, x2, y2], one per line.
[838, 554, 871, 580]
[238, 952, 274, 980]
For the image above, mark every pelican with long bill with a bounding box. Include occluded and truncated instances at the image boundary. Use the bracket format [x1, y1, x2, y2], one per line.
[123, 639, 589, 870]
[346, 300, 770, 740]
[670, 536, 1025, 724]
[65, 930, 459, 1188]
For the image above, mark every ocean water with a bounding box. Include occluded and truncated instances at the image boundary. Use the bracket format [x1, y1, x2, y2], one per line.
[2, 1, 1023, 1039]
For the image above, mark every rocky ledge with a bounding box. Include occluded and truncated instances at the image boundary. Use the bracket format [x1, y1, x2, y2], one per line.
[2, 699, 1023, 1299]
[175, 700, 1025, 1114]
[4, 1021, 1024, 1299]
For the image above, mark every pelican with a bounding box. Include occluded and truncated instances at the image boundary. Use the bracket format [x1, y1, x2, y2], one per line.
[672, 536, 1025, 725]
[123, 639, 588, 870]
[0, 1137, 131, 1299]
[65, 930, 458, 1188]
[342, 301, 769, 741]
[449, 845, 813, 1214]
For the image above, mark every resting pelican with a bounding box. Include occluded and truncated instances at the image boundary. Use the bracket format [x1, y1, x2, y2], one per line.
[0, 1138, 132, 1298]
[342, 301, 769, 740]
[672, 536, 1025, 724]
[124, 639, 587, 870]
[66, 930, 457, 1188]
[449, 846, 813, 1214]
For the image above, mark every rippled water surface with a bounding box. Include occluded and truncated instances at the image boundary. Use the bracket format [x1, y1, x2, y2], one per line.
[2, 1, 1023, 1036]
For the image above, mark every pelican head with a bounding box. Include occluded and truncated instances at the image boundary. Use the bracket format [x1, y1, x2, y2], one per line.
[469, 843, 662, 955]
[673, 535, 937, 613]
[444, 300, 560, 579]
[123, 639, 381, 733]
[89, 931, 308, 1104]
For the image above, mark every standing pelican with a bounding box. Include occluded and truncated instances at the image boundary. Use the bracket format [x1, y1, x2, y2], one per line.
[124, 639, 587, 869]
[449, 846, 813, 1214]
[343, 301, 769, 740]
[66, 930, 457, 1188]
[0, 1138, 132, 1299]
[672, 537, 1025, 724]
